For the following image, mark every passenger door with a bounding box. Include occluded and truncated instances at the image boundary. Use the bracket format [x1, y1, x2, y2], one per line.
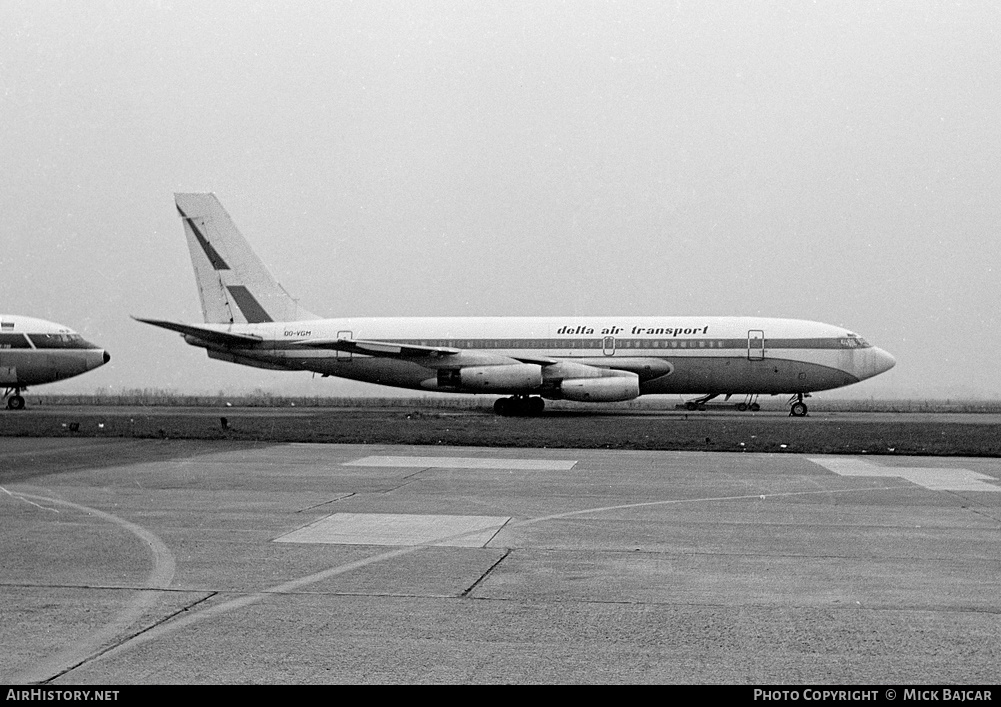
[747, 330, 765, 361]
[336, 330, 353, 360]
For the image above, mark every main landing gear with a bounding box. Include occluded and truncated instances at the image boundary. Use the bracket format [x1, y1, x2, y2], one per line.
[4, 387, 26, 411]
[684, 393, 718, 411]
[494, 395, 545, 417]
[789, 393, 809, 417]
[684, 394, 761, 412]
[735, 394, 761, 412]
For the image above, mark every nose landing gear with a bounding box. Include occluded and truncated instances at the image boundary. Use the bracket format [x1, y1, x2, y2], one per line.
[4, 387, 26, 410]
[789, 393, 809, 417]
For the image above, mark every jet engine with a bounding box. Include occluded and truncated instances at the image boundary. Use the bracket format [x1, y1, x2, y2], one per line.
[206, 349, 294, 371]
[456, 363, 544, 391]
[559, 373, 640, 402]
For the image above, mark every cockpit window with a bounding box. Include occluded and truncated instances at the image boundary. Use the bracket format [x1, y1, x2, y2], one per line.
[838, 336, 872, 349]
[26, 333, 101, 350]
[0, 333, 31, 349]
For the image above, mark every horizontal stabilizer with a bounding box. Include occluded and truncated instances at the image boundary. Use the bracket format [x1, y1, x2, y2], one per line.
[133, 317, 262, 346]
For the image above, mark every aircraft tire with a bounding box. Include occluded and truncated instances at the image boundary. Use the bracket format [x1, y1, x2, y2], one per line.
[7, 395, 25, 410]
[790, 401, 808, 417]
[495, 396, 545, 417]
[749, 402, 760, 412]
[736, 403, 748, 412]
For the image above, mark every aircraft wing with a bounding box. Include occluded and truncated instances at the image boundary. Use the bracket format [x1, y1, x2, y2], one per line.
[513, 354, 560, 366]
[293, 337, 462, 359]
[294, 338, 560, 366]
[133, 317, 263, 346]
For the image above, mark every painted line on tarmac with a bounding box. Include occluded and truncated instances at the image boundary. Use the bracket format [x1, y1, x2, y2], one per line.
[5, 489, 176, 685]
[809, 457, 1001, 493]
[345, 455, 578, 470]
[276, 512, 511, 547]
[0, 438, 146, 460]
[78, 483, 895, 673]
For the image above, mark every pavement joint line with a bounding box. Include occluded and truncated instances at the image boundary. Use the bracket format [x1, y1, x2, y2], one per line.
[400, 467, 433, 479]
[76, 482, 899, 670]
[41, 592, 218, 685]
[297, 493, 355, 513]
[461, 548, 512, 598]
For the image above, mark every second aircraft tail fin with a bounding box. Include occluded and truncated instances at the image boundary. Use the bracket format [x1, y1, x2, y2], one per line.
[174, 193, 320, 324]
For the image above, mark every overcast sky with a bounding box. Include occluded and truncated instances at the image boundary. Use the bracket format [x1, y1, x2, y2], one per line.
[3, 1, 999, 399]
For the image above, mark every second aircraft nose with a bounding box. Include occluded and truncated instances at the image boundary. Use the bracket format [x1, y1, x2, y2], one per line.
[87, 349, 111, 370]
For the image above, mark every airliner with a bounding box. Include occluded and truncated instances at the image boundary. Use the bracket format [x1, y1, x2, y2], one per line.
[1, 315, 111, 409]
[137, 193, 895, 416]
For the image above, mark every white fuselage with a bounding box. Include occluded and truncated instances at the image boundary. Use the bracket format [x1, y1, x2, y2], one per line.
[183, 315, 896, 397]
[148, 194, 896, 411]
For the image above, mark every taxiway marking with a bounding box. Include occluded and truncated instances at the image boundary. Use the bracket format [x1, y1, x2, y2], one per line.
[76, 483, 896, 675]
[808, 457, 1001, 492]
[276, 512, 511, 547]
[5, 489, 176, 684]
[344, 455, 577, 470]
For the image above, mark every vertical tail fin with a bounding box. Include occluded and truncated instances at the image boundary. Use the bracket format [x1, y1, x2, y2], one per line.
[174, 193, 319, 324]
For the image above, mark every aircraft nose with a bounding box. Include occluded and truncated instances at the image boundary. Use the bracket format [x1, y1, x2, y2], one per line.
[874, 347, 896, 374]
[862, 347, 896, 379]
[89, 349, 110, 370]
